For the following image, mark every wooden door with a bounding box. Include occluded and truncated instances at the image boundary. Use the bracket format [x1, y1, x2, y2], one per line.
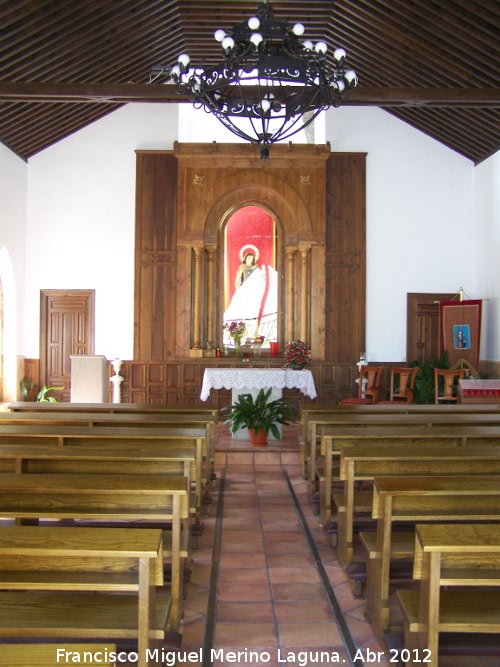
[407, 293, 455, 365]
[40, 290, 95, 401]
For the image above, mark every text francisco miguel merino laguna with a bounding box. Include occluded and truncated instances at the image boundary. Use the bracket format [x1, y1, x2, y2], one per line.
[56, 648, 351, 664]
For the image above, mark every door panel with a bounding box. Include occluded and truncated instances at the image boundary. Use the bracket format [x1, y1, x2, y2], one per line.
[40, 290, 95, 401]
[407, 293, 455, 365]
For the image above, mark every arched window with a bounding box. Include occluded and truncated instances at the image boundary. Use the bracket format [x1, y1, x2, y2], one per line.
[222, 206, 278, 348]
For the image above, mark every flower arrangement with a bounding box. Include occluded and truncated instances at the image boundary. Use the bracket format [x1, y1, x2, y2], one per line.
[223, 321, 247, 345]
[284, 339, 312, 368]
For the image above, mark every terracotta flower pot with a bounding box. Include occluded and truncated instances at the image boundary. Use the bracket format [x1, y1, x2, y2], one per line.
[249, 429, 268, 446]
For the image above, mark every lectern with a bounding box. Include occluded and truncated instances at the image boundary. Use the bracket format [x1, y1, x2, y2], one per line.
[70, 355, 108, 403]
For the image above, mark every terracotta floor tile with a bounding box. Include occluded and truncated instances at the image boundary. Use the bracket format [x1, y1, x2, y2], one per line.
[217, 567, 269, 583]
[278, 621, 344, 647]
[220, 528, 263, 542]
[274, 600, 334, 622]
[268, 566, 321, 584]
[271, 582, 326, 600]
[220, 541, 266, 555]
[266, 552, 316, 568]
[216, 582, 272, 602]
[219, 551, 267, 568]
[264, 540, 310, 555]
[261, 520, 303, 532]
[215, 622, 278, 647]
[216, 601, 275, 623]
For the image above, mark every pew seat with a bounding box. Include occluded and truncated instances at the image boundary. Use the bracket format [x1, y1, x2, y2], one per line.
[0, 644, 117, 666]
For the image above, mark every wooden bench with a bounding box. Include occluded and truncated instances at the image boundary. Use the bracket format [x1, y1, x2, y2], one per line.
[300, 404, 500, 482]
[0, 644, 117, 666]
[0, 526, 163, 667]
[0, 442, 195, 561]
[8, 401, 220, 421]
[320, 424, 500, 526]
[0, 409, 219, 489]
[396, 522, 500, 667]
[334, 443, 500, 565]
[0, 425, 206, 527]
[308, 416, 500, 497]
[0, 473, 188, 630]
[363, 475, 500, 638]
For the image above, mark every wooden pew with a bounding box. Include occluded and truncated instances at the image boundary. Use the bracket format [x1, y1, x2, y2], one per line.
[0, 410, 218, 489]
[0, 526, 163, 667]
[0, 442, 195, 563]
[397, 522, 500, 667]
[308, 414, 500, 497]
[0, 473, 188, 630]
[300, 403, 500, 481]
[363, 475, 500, 639]
[8, 401, 219, 421]
[335, 444, 500, 565]
[0, 644, 117, 666]
[320, 424, 500, 526]
[0, 425, 206, 526]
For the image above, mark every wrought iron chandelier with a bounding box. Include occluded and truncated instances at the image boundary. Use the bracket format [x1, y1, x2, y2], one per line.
[151, 0, 358, 159]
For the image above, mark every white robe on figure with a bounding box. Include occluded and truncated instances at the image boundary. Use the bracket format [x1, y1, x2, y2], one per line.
[224, 265, 278, 337]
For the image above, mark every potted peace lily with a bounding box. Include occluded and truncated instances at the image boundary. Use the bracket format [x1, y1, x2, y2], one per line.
[221, 387, 298, 446]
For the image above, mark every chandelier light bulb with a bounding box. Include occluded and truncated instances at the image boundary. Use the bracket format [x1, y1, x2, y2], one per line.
[315, 41, 327, 54]
[336, 80, 346, 92]
[344, 70, 358, 85]
[303, 40, 313, 51]
[250, 32, 263, 47]
[333, 48, 346, 62]
[178, 53, 190, 68]
[292, 23, 305, 36]
[261, 99, 271, 113]
[222, 36, 235, 51]
[214, 29, 226, 42]
[171, 64, 180, 79]
[247, 16, 260, 30]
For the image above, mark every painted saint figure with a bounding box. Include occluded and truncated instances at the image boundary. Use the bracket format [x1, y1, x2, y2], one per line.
[224, 243, 278, 342]
[235, 247, 258, 289]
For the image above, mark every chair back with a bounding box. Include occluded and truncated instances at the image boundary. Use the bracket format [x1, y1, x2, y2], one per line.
[434, 368, 465, 404]
[390, 366, 419, 403]
[358, 365, 384, 403]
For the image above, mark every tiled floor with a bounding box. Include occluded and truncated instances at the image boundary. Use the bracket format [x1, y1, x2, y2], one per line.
[179, 425, 500, 667]
[180, 425, 388, 667]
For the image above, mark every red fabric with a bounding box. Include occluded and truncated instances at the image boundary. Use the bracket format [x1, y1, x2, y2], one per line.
[225, 206, 275, 307]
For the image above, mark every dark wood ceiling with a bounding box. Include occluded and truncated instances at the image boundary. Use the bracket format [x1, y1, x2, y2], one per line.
[0, 0, 498, 164]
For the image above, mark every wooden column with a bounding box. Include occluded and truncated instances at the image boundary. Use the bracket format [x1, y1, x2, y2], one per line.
[192, 246, 203, 353]
[205, 245, 216, 344]
[286, 247, 297, 342]
[299, 245, 311, 342]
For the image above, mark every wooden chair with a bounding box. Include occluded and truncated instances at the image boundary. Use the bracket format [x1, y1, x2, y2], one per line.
[434, 368, 465, 404]
[341, 365, 384, 405]
[378, 366, 418, 404]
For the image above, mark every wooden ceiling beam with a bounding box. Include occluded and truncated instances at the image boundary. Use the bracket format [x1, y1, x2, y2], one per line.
[0, 82, 498, 106]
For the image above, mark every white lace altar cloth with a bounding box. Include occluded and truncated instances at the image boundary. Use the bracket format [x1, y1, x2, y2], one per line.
[200, 368, 317, 401]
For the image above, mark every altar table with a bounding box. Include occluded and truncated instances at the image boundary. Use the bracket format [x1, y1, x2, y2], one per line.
[200, 368, 317, 439]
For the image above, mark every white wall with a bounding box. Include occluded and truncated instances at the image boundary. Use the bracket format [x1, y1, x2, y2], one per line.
[327, 106, 476, 362]
[474, 150, 500, 361]
[25, 103, 179, 359]
[0, 100, 496, 365]
[0, 142, 28, 398]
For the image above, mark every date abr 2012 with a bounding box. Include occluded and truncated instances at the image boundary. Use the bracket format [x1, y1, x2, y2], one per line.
[354, 648, 432, 663]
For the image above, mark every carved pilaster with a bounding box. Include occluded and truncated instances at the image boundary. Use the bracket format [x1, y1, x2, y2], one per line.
[205, 246, 217, 344]
[191, 246, 203, 354]
[299, 246, 311, 342]
[285, 247, 297, 343]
